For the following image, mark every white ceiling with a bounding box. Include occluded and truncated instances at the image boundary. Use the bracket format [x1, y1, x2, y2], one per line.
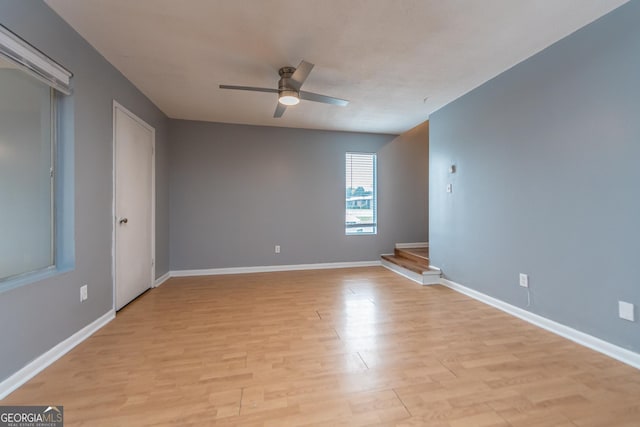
[45, 0, 627, 134]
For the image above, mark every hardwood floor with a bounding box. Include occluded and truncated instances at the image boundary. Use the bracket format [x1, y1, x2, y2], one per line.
[3, 267, 640, 426]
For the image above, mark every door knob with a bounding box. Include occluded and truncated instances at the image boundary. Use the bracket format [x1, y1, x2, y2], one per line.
[119, 217, 128, 224]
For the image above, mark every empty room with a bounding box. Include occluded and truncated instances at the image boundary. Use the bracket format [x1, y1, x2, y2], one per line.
[1, 1, 639, 426]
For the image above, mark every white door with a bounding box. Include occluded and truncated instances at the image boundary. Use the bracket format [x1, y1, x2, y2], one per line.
[114, 103, 155, 310]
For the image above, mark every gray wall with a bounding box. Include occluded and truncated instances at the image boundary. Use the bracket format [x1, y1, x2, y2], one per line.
[170, 120, 428, 270]
[0, 1, 170, 382]
[430, 2, 639, 352]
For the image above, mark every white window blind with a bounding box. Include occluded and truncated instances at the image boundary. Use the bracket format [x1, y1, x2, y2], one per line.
[0, 24, 72, 95]
[345, 152, 377, 235]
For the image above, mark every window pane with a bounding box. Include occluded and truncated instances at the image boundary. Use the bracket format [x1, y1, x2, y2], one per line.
[0, 57, 54, 280]
[345, 152, 377, 235]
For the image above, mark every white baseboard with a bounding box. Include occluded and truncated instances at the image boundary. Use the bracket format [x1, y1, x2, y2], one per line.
[395, 242, 429, 249]
[381, 257, 423, 284]
[154, 271, 171, 287]
[0, 309, 115, 399]
[171, 260, 381, 278]
[422, 271, 442, 285]
[439, 278, 640, 370]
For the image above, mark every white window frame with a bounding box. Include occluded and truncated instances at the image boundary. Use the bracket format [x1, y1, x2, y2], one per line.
[345, 152, 378, 235]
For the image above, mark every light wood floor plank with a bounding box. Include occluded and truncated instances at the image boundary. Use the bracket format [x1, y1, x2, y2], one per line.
[2, 267, 639, 426]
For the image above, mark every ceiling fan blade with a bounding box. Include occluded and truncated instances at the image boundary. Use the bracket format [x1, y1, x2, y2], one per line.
[299, 91, 349, 106]
[273, 102, 286, 118]
[219, 85, 278, 94]
[289, 60, 314, 90]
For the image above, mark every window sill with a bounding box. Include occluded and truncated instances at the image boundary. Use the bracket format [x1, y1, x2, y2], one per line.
[0, 265, 74, 294]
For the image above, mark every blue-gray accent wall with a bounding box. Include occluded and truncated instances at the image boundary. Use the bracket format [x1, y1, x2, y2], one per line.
[169, 120, 429, 270]
[430, 1, 639, 352]
[0, 1, 170, 382]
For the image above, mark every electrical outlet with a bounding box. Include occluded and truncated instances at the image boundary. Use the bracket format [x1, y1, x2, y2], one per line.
[275, 245, 281, 254]
[519, 273, 529, 288]
[80, 284, 88, 302]
[619, 301, 635, 322]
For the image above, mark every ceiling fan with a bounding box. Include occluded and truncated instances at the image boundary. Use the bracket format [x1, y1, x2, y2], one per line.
[219, 60, 349, 118]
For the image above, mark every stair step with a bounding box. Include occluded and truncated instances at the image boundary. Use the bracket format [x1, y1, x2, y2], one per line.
[380, 255, 441, 285]
[381, 254, 430, 275]
[381, 245, 439, 285]
[394, 247, 429, 264]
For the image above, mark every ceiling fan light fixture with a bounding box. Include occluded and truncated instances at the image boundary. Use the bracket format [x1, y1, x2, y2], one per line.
[220, 60, 348, 117]
[278, 90, 300, 106]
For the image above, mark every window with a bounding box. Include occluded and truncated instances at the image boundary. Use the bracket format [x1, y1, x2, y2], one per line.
[0, 25, 72, 286]
[345, 152, 377, 235]
[0, 58, 54, 280]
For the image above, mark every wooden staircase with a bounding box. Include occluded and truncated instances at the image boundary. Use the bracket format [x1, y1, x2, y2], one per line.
[381, 245, 441, 285]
